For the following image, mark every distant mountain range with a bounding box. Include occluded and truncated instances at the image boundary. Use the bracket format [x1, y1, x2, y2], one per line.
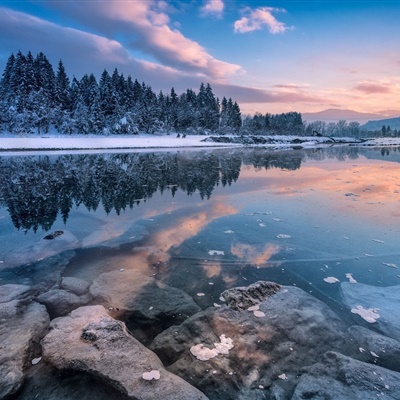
[302, 108, 400, 124]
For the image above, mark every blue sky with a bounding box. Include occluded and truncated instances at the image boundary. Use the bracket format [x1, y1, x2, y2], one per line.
[0, 0, 399, 115]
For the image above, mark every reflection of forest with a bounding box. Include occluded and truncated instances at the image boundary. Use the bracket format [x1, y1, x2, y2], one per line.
[0, 147, 362, 232]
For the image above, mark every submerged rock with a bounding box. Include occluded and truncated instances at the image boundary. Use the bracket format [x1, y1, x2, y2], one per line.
[221, 280, 281, 310]
[90, 269, 200, 340]
[151, 282, 346, 399]
[344, 325, 400, 373]
[41, 305, 208, 400]
[292, 351, 400, 400]
[60, 276, 90, 296]
[0, 284, 34, 303]
[36, 289, 84, 319]
[0, 299, 49, 399]
[341, 282, 400, 341]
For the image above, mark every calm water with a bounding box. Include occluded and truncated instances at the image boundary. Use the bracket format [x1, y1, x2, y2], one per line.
[1, 146, 400, 396]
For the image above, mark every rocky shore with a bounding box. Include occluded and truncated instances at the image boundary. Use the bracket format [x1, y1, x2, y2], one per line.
[1, 269, 400, 399]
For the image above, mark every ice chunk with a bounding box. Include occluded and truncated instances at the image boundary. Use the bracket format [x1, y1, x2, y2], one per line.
[278, 373, 287, 380]
[346, 273, 357, 283]
[142, 370, 161, 380]
[324, 277, 340, 284]
[277, 234, 291, 239]
[253, 310, 265, 318]
[351, 305, 380, 323]
[382, 262, 398, 269]
[190, 334, 234, 361]
[208, 250, 225, 256]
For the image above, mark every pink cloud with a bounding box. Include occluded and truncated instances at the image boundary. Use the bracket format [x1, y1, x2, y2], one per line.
[234, 7, 291, 34]
[41, 0, 242, 80]
[201, 0, 224, 18]
[354, 82, 393, 94]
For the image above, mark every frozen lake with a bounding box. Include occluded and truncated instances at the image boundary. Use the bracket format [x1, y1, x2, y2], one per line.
[1, 146, 400, 399]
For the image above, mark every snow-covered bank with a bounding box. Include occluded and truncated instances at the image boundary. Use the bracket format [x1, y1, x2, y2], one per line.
[0, 133, 399, 153]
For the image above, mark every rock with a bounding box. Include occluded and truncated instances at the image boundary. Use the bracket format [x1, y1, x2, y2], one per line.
[0, 300, 49, 399]
[2, 230, 79, 270]
[36, 289, 83, 319]
[61, 276, 90, 296]
[151, 283, 346, 400]
[90, 269, 200, 341]
[344, 325, 400, 373]
[292, 351, 400, 399]
[0, 284, 34, 303]
[341, 282, 400, 341]
[41, 305, 208, 400]
[221, 281, 281, 310]
[15, 363, 132, 400]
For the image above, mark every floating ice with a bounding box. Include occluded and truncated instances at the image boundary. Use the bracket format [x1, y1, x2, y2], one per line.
[277, 234, 291, 239]
[351, 305, 380, 323]
[324, 277, 340, 284]
[372, 239, 385, 244]
[370, 351, 379, 358]
[359, 347, 365, 353]
[259, 223, 267, 227]
[208, 250, 225, 256]
[31, 357, 41, 365]
[278, 373, 287, 380]
[224, 230, 234, 234]
[190, 334, 234, 361]
[253, 310, 265, 318]
[247, 305, 260, 312]
[142, 370, 161, 381]
[382, 262, 398, 269]
[213, 303, 221, 308]
[346, 273, 357, 284]
[196, 293, 205, 297]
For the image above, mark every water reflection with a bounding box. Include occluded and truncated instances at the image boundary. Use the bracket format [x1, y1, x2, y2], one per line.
[0, 147, 376, 233]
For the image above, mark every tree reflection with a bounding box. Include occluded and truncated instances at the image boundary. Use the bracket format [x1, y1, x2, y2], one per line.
[0, 147, 363, 232]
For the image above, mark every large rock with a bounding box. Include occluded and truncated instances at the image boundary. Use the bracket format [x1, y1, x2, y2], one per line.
[344, 325, 400, 373]
[60, 276, 90, 296]
[151, 281, 346, 399]
[90, 269, 200, 341]
[341, 282, 400, 341]
[2, 230, 79, 270]
[292, 351, 400, 399]
[0, 299, 49, 399]
[41, 305, 208, 400]
[36, 289, 84, 319]
[0, 284, 34, 303]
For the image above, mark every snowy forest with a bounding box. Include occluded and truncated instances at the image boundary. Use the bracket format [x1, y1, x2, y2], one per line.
[0, 51, 394, 137]
[0, 51, 243, 135]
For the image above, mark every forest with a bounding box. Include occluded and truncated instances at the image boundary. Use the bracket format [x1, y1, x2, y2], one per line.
[0, 51, 396, 137]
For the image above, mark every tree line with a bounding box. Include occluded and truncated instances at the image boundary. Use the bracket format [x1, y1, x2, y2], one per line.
[0, 51, 242, 135]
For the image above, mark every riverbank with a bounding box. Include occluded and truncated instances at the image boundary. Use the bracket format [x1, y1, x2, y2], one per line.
[1, 133, 398, 153]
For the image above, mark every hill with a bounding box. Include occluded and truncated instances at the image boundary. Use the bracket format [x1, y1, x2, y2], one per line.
[302, 108, 399, 124]
[360, 117, 400, 131]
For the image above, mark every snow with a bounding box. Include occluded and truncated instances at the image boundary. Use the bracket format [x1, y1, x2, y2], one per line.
[351, 305, 380, 323]
[1, 133, 400, 154]
[324, 277, 340, 284]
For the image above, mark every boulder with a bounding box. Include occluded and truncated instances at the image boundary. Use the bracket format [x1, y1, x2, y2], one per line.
[36, 289, 84, 319]
[341, 282, 400, 341]
[344, 325, 400, 373]
[90, 269, 200, 340]
[0, 300, 49, 399]
[151, 282, 346, 399]
[41, 305, 208, 400]
[292, 351, 400, 399]
[0, 284, 34, 303]
[61, 276, 90, 296]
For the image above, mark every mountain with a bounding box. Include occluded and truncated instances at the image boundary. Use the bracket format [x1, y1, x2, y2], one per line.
[302, 108, 400, 124]
[360, 117, 400, 131]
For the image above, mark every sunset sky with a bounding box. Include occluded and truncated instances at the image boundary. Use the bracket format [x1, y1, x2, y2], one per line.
[0, 0, 399, 115]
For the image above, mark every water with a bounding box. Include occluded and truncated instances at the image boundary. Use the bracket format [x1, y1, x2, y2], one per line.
[1, 146, 400, 398]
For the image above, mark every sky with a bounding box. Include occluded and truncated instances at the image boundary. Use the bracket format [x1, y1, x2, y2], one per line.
[0, 0, 399, 116]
